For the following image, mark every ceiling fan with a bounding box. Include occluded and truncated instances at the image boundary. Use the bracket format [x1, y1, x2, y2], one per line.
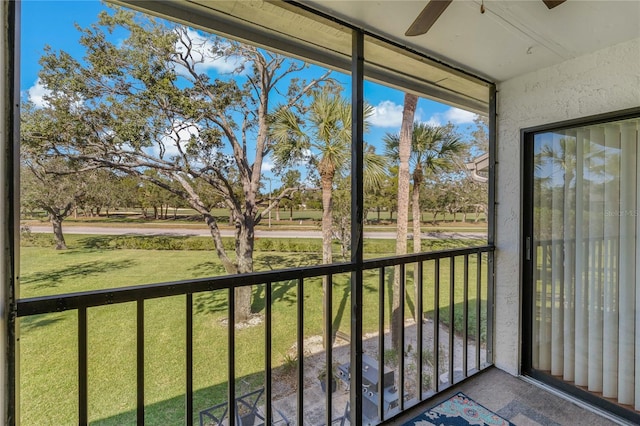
[405, 0, 567, 36]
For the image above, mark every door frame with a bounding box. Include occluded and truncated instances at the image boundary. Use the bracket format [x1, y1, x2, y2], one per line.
[520, 107, 640, 424]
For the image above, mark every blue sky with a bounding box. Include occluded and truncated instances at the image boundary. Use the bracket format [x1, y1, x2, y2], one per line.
[20, 0, 479, 186]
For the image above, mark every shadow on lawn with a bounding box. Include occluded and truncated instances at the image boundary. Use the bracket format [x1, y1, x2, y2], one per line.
[192, 280, 298, 315]
[19, 312, 65, 331]
[423, 298, 488, 344]
[192, 253, 321, 315]
[90, 369, 286, 426]
[255, 253, 322, 271]
[189, 261, 227, 277]
[77, 235, 196, 250]
[21, 259, 137, 289]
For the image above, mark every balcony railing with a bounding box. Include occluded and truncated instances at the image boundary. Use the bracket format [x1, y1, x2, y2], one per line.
[16, 245, 494, 425]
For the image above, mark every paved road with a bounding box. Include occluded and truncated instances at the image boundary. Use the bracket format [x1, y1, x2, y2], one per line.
[27, 224, 485, 240]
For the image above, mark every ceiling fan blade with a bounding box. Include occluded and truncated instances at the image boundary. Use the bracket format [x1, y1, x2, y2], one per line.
[542, 0, 567, 9]
[405, 0, 453, 37]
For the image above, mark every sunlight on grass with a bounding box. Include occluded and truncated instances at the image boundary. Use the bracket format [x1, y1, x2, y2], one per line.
[18, 236, 487, 424]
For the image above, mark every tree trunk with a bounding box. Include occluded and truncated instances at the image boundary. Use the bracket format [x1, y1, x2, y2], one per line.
[412, 174, 422, 322]
[201, 209, 253, 323]
[234, 216, 255, 323]
[393, 93, 418, 350]
[50, 214, 67, 250]
[290, 205, 294, 221]
[320, 170, 334, 348]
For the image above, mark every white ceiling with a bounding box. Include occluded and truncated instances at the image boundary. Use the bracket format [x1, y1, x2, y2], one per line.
[303, 0, 640, 82]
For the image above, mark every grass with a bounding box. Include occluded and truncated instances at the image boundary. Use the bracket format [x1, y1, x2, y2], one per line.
[18, 234, 488, 425]
[23, 207, 488, 232]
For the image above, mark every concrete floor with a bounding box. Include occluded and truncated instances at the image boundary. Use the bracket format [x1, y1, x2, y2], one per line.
[383, 367, 630, 426]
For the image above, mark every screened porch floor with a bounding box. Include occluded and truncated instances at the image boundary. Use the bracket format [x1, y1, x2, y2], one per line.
[385, 367, 625, 426]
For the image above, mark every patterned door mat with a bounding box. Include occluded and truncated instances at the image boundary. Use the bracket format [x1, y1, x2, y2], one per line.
[403, 392, 514, 426]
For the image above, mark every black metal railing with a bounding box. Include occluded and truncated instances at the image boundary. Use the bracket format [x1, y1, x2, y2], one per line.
[16, 245, 494, 425]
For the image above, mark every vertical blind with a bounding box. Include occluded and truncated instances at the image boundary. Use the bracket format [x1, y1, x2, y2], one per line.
[532, 117, 640, 410]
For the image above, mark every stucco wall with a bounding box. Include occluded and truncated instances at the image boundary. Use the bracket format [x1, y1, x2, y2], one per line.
[494, 37, 640, 375]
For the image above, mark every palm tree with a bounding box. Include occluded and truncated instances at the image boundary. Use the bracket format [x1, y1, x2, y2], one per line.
[389, 92, 418, 350]
[385, 122, 464, 321]
[271, 88, 386, 346]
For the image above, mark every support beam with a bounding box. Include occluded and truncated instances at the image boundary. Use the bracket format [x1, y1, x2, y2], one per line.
[349, 28, 364, 426]
[2, 1, 19, 424]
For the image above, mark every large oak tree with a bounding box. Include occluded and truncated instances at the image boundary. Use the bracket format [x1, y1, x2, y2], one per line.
[30, 7, 330, 321]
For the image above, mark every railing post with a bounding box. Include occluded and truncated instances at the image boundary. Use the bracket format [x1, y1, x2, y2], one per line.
[449, 258, 455, 386]
[463, 254, 469, 377]
[324, 275, 333, 426]
[137, 300, 145, 424]
[185, 294, 193, 425]
[228, 288, 235, 425]
[476, 252, 482, 371]
[399, 263, 405, 411]
[434, 258, 440, 393]
[78, 307, 88, 425]
[265, 283, 272, 426]
[296, 278, 304, 426]
[377, 267, 385, 422]
[417, 261, 424, 398]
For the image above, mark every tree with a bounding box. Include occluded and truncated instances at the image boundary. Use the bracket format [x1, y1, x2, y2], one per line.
[471, 114, 489, 154]
[390, 93, 418, 349]
[331, 176, 351, 261]
[21, 103, 86, 249]
[271, 88, 387, 345]
[279, 170, 303, 221]
[385, 122, 464, 321]
[32, 7, 330, 321]
[20, 160, 85, 250]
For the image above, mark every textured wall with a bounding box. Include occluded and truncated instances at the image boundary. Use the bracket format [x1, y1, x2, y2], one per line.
[494, 37, 640, 375]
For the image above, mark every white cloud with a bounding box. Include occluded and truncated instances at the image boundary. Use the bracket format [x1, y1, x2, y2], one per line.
[445, 107, 477, 124]
[426, 107, 477, 126]
[158, 121, 201, 159]
[262, 160, 274, 172]
[27, 79, 51, 108]
[369, 100, 404, 128]
[174, 28, 247, 76]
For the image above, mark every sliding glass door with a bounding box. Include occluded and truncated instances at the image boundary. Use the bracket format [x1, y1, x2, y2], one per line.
[523, 110, 640, 423]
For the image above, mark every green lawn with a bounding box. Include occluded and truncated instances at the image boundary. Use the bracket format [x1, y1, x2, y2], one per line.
[24, 207, 487, 231]
[18, 235, 487, 425]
